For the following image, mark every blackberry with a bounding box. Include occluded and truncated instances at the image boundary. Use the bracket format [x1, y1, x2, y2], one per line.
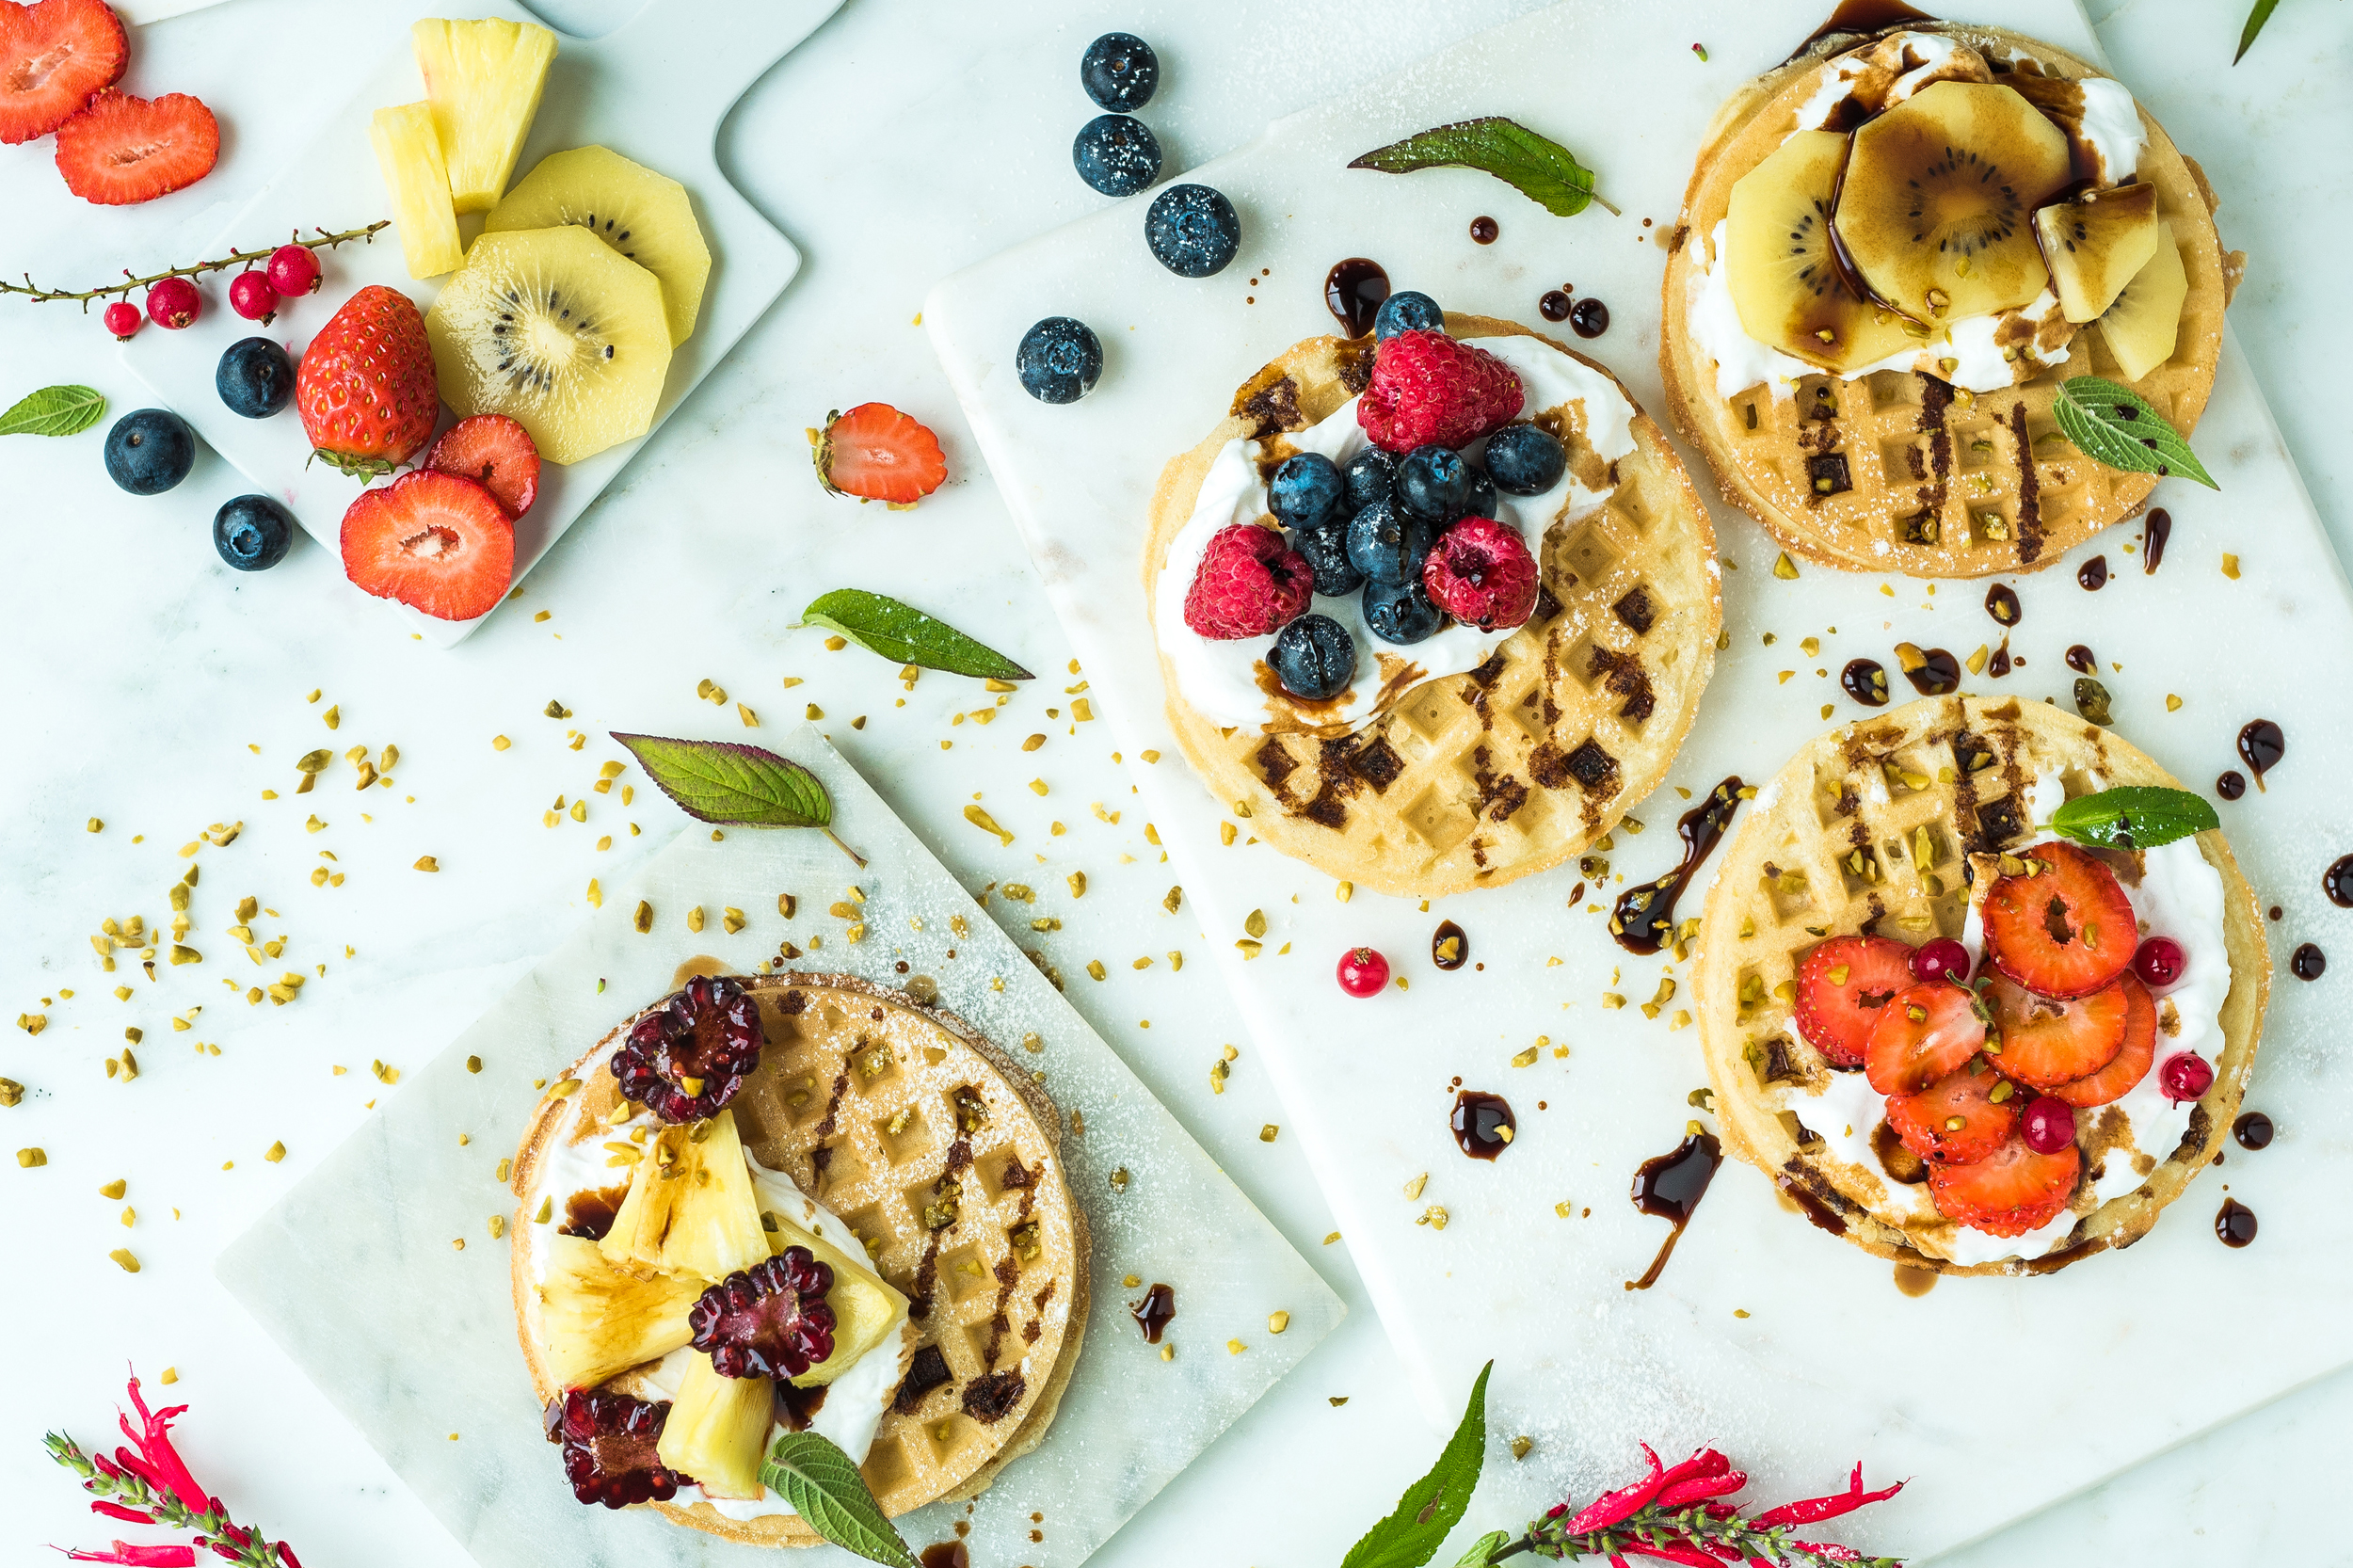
[689, 1248, 839, 1380]
[1269, 615, 1356, 700]
[1016, 316, 1104, 404]
[1080, 31, 1159, 112]
[545, 1389, 682, 1509]
[607, 974, 764, 1123]
[1144, 184, 1241, 278]
[1373, 290, 1443, 342]
[1483, 422, 1567, 495]
[1073, 113, 1160, 197]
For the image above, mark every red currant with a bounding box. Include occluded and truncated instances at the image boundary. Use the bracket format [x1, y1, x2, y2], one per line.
[146, 277, 200, 329]
[2158, 1051, 2214, 1105]
[1336, 946, 1389, 998]
[2020, 1095, 2076, 1155]
[266, 243, 322, 298]
[2133, 936, 2185, 987]
[1909, 937, 1971, 984]
[103, 300, 141, 340]
[229, 270, 279, 323]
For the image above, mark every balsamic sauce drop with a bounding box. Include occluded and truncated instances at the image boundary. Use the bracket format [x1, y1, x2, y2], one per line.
[1900, 648, 1961, 696]
[2142, 507, 2170, 573]
[2236, 719, 2284, 791]
[560, 1183, 632, 1241]
[1609, 777, 1747, 954]
[1841, 658, 1891, 706]
[1893, 1264, 1938, 1297]
[1469, 216, 1498, 245]
[1988, 637, 2013, 678]
[2327, 854, 2353, 908]
[1787, 0, 1933, 58]
[920, 1544, 971, 1568]
[2077, 555, 2108, 591]
[2217, 771, 2247, 801]
[774, 1379, 829, 1432]
[2233, 1111, 2275, 1150]
[2065, 645, 2097, 674]
[1450, 1090, 1516, 1160]
[2216, 1198, 2258, 1248]
[1539, 289, 1573, 322]
[1128, 1282, 1176, 1343]
[2291, 943, 2327, 981]
[1323, 258, 1390, 339]
[1985, 583, 2021, 626]
[1626, 1130, 1722, 1290]
[1432, 920, 1468, 970]
[1569, 296, 1610, 338]
[1775, 1175, 1848, 1234]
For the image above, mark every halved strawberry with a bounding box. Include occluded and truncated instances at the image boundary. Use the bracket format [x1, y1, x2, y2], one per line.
[1885, 1063, 2019, 1166]
[1864, 982, 1988, 1096]
[1792, 935, 1916, 1068]
[0, 0, 124, 144]
[424, 414, 539, 520]
[341, 471, 515, 622]
[2044, 974, 2157, 1109]
[1928, 1134, 2081, 1237]
[812, 402, 947, 505]
[1983, 840, 2137, 1000]
[1983, 971, 2128, 1090]
[53, 88, 216, 205]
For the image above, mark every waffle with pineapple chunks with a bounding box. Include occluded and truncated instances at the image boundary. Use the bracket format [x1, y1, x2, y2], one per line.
[1658, 23, 2242, 578]
[510, 970, 1087, 1544]
[1692, 695, 2267, 1275]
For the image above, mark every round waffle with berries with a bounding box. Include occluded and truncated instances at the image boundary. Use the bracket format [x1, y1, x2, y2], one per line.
[1692, 696, 2268, 1275]
[1145, 314, 1720, 898]
[510, 971, 1087, 1544]
[1657, 24, 2241, 579]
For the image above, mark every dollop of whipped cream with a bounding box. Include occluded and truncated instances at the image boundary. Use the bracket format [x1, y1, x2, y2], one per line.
[1154, 332, 1637, 736]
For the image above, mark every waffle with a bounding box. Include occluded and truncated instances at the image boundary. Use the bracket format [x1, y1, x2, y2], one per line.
[511, 970, 1087, 1544]
[1657, 24, 2243, 579]
[1145, 315, 1720, 898]
[1691, 695, 2269, 1276]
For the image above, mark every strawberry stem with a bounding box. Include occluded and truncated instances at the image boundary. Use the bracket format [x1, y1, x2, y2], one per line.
[1, 223, 388, 312]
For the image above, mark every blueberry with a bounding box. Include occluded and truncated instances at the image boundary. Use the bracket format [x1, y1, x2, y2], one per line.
[1395, 444, 1472, 521]
[1289, 512, 1363, 598]
[1341, 447, 1396, 513]
[1145, 184, 1241, 278]
[1080, 31, 1158, 112]
[1484, 422, 1567, 494]
[1344, 500, 1436, 586]
[1270, 614, 1357, 700]
[103, 408, 196, 496]
[1363, 575, 1443, 645]
[212, 494, 295, 571]
[1373, 290, 1444, 342]
[1464, 468, 1497, 520]
[1073, 113, 1160, 197]
[216, 336, 294, 420]
[1016, 316, 1104, 404]
[1269, 452, 1344, 531]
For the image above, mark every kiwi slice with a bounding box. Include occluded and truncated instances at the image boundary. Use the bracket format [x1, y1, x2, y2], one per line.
[425, 225, 673, 466]
[2096, 220, 2186, 382]
[2033, 182, 2159, 323]
[1833, 81, 2074, 322]
[486, 146, 710, 346]
[1723, 130, 1915, 375]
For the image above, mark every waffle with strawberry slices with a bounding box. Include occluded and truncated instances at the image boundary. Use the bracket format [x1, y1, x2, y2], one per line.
[1692, 694, 2268, 1276]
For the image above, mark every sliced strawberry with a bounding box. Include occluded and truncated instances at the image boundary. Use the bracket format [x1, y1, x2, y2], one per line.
[1864, 981, 1988, 1096]
[424, 414, 540, 520]
[2044, 974, 2157, 1109]
[341, 472, 515, 622]
[1928, 1134, 2081, 1238]
[1983, 840, 2137, 1000]
[53, 88, 216, 205]
[1791, 935, 1916, 1068]
[813, 402, 947, 505]
[0, 0, 123, 144]
[1983, 971, 2128, 1090]
[1885, 1063, 2019, 1166]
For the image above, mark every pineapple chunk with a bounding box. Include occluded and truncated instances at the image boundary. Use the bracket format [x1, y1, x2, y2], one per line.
[368, 103, 463, 280]
[537, 1233, 703, 1388]
[656, 1352, 773, 1500]
[410, 18, 556, 213]
[770, 1215, 907, 1387]
[600, 1109, 769, 1283]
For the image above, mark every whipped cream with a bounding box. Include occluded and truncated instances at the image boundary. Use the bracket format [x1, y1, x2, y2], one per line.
[1793, 30, 1980, 130]
[2073, 76, 2146, 184]
[1153, 332, 1637, 736]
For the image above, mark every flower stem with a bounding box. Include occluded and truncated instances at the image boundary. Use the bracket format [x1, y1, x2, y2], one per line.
[0, 222, 389, 312]
[824, 827, 867, 869]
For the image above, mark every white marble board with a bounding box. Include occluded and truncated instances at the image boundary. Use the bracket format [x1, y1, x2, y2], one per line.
[922, 0, 2353, 1559]
[213, 727, 1343, 1568]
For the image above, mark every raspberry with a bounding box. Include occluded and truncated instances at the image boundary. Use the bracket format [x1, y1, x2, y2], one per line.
[1183, 523, 1311, 639]
[1356, 329, 1522, 453]
[689, 1248, 838, 1380]
[1421, 517, 1537, 631]
[608, 975, 764, 1123]
[545, 1388, 682, 1509]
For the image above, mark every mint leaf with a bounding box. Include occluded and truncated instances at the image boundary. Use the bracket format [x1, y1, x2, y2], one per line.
[1341, 1360, 1491, 1568]
[2234, 0, 2281, 62]
[1349, 120, 1618, 218]
[758, 1431, 918, 1568]
[2048, 785, 2219, 850]
[1454, 1529, 1513, 1567]
[611, 734, 833, 827]
[0, 384, 105, 438]
[803, 589, 1032, 681]
[2053, 376, 2217, 490]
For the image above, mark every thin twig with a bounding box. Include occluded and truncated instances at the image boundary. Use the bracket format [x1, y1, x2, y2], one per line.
[0, 221, 388, 312]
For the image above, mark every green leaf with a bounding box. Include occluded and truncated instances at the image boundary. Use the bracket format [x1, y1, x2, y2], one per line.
[2053, 376, 2217, 490]
[1454, 1529, 1513, 1567]
[2234, 0, 2281, 62]
[609, 734, 833, 828]
[0, 384, 104, 438]
[802, 589, 1033, 680]
[758, 1431, 919, 1568]
[1349, 119, 1618, 218]
[2048, 785, 2219, 851]
[1341, 1361, 1492, 1568]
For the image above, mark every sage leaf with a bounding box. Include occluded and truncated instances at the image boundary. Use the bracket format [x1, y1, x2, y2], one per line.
[803, 589, 1032, 680]
[1454, 1529, 1513, 1567]
[758, 1431, 918, 1568]
[2048, 785, 2218, 851]
[0, 384, 105, 438]
[1341, 1361, 1491, 1568]
[2053, 376, 2217, 490]
[1349, 119, 1618, 218]
[2234, 0, 2281, 62]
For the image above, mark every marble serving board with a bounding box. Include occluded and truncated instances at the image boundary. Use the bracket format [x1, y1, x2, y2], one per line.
[214, 726, 1342, 1568]
[121, 0, 837, 648]
[923, 0, 2353, 1558]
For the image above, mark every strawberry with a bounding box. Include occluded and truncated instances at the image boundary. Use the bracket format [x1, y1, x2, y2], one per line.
[2044, 974, 2157, 1109]
[296, 285, 440, 480]
[1928, 1133, 2080, 1237]
[1792, 935, 1917, 1068]
[1885, 1062, 2019, 1166]
[1863, 981, 1989, 1096]
[424, 414, 539, 520]
[53, 89, 216, 204]
[1982, 840, 2137, 1000]
[1982, 971, 2127, 1090]
[0, 0, 123, 144]
[340, 471, 514, 622]
[1356, 329, 1523, 453]
[811, 402, 947, 506]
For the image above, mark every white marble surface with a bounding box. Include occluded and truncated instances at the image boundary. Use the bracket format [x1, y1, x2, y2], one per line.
[1, 1, 2348, 1566]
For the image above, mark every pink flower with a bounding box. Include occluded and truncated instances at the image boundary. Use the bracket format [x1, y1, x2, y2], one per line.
[59, 1544, 199, 1567]
[117, 1377, 210, 1518]
[1563, 1447, 1734, 1535]
[88, 1503, 154, 1527]
[1750, 1463, 1904, 1528]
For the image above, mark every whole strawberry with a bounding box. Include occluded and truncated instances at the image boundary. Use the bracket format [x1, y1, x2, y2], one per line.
[1184, 523, 1311, 639]
[297, 284, 439, 479]
[1422, 517, 1538, 631]
[1357, 329, 1522, 453]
